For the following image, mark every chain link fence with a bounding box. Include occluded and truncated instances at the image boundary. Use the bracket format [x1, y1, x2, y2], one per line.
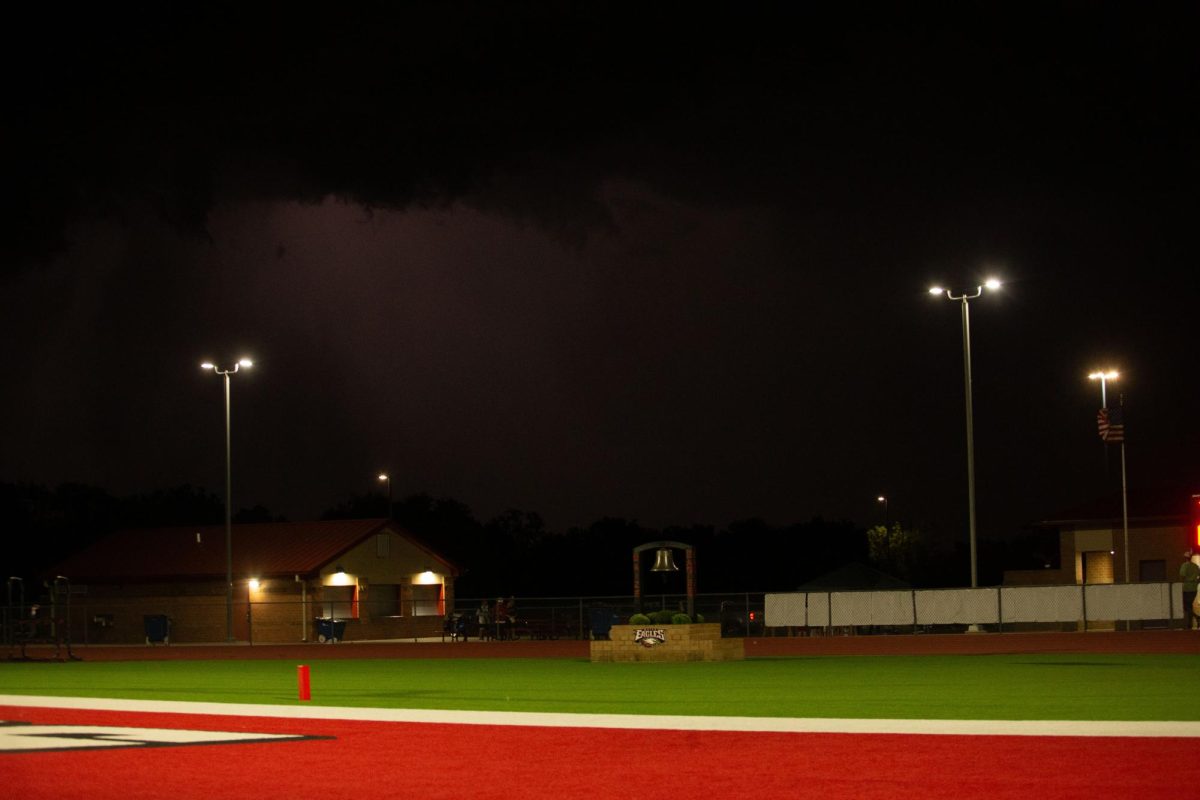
[449, 592, 768, 641]
[4, 583, 1191, 650]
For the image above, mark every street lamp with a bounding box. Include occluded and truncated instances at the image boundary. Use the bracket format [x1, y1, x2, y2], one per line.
[929, 278, 1001, 589]
[1088, 369, 1129, 583]
[877, 495, 889, 526]
[201, 357, 252, 642]
[378, 473, 392, 520]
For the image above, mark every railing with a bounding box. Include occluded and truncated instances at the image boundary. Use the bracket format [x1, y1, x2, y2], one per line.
[451, 593, 771, 640]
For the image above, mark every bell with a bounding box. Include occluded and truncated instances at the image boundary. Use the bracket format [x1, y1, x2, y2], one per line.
[650, 548, 679, 572]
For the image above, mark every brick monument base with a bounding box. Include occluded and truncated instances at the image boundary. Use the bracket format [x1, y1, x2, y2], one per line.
[590, 623, 745, 662]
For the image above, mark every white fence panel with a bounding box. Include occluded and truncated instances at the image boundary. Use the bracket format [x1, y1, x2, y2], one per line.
[829, 592, 862, 626]
[914, 588, 998, 625]
[806, 593, 830, 627]
[867, 590, 914, 625]
[999, 585, 1081, 623]
[829, 591, 913, 626]
[1085, 583, 1173, 621]
[764, 592, 808, 627]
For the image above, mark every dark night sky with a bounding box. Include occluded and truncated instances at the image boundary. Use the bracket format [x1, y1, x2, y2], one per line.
[2, 4, 1197, 544]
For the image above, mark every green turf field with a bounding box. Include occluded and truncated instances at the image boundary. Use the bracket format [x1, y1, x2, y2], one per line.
[0, 654, 1192, 720]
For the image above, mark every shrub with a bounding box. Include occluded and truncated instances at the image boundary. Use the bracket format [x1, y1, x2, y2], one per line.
[628, 613, 651, 625]
[671, 613, 692, 625]
[648, 609, 675, 624]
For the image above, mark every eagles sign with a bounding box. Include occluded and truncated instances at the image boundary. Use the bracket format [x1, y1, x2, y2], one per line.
[634, 628, 666, 648]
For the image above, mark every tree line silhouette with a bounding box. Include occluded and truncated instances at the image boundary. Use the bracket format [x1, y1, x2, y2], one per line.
[1, 482, 1056, 597]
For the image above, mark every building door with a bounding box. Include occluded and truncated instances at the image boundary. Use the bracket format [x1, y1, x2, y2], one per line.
[1082, 551, 1114, 584]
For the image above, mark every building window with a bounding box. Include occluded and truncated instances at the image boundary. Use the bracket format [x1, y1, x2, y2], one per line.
[1139, 560, 1166, 582]
[411, 584, 444, 617]
[376, 534, 390, 558]
[367, 584, 401, 616]
[322, 585, 359, 619]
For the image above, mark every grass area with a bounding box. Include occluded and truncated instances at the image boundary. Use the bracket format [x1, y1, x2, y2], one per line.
[0, 654, 1191, 721]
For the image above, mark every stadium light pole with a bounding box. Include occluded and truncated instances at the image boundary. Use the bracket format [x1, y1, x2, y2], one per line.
[201, 358, 253, 642]
[378, 473, 392, 520]
[929, 278, 1001, 589]
[1089, 369, 1129, 583]
[1088, 370, 1118, 409]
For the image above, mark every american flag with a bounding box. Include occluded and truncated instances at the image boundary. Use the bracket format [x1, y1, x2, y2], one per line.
[1097, 406, 1125, 444]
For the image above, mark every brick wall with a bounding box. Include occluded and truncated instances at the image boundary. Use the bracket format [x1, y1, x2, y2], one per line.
[67, 584, 450, 644]
[590, 623, 744, 662]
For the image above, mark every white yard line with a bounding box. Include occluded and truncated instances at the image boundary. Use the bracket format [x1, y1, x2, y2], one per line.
[2, 695, 1198, 737]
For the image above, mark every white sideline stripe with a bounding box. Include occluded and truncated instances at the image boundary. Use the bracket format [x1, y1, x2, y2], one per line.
[2, 695, 1199, 738]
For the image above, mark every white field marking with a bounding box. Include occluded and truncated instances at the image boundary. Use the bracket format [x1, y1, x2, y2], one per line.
[0, 723, 310, 752]
[3, 695, 1199, 738]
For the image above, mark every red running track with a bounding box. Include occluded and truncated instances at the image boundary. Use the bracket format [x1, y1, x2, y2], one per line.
[4, 704, 1198, 800]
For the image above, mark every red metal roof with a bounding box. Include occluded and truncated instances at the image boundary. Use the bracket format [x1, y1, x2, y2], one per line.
[48, 519, 458, 583]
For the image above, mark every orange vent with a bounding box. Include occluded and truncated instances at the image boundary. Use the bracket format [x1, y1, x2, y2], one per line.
[1193, 495, 1200, 548]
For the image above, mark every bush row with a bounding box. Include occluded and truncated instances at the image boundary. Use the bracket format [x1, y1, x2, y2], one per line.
[628, 611, 706, 625]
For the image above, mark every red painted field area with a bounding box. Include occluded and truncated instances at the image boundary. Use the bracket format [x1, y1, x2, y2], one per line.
[4, 703, 1198, 800]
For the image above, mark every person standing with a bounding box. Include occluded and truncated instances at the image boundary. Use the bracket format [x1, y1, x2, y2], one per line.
[494, 597, 509, 640]
[1181, 550, 1200, 630]
[476, 599, 491, 640]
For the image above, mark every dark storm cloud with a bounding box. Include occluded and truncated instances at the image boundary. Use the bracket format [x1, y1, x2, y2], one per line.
[7, 4, 1192, 269]
[4, 3, 702, 263]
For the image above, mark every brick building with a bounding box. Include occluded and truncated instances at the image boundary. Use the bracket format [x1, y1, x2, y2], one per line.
[48, 518, 457, 645]
[1009, 490, 1193, 586]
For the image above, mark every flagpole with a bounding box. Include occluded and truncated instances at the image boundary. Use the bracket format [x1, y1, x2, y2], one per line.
[1119, 394, 1129, 583]
[1089, 370, 1128, 583]
[1100, 381, 1110, 479]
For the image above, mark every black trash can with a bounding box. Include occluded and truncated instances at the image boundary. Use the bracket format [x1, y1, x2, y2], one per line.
[144, 615, 170, 645]
[315, 618, 346, 643]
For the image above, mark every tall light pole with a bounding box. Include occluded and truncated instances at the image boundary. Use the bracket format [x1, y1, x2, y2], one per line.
[1088, 369, 1129, 583]
[877, 495, 889, 527]
[930, 278, 1001, 589]
[201, 358, 252, 642]
[1088, 370, 1117, 409]
[378, 473, 392, 520]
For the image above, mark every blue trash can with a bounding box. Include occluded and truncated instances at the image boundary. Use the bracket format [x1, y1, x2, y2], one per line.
[315, 618, 346, 643]
[144, 615, 170, 645]
[588, 608, 618, 640]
